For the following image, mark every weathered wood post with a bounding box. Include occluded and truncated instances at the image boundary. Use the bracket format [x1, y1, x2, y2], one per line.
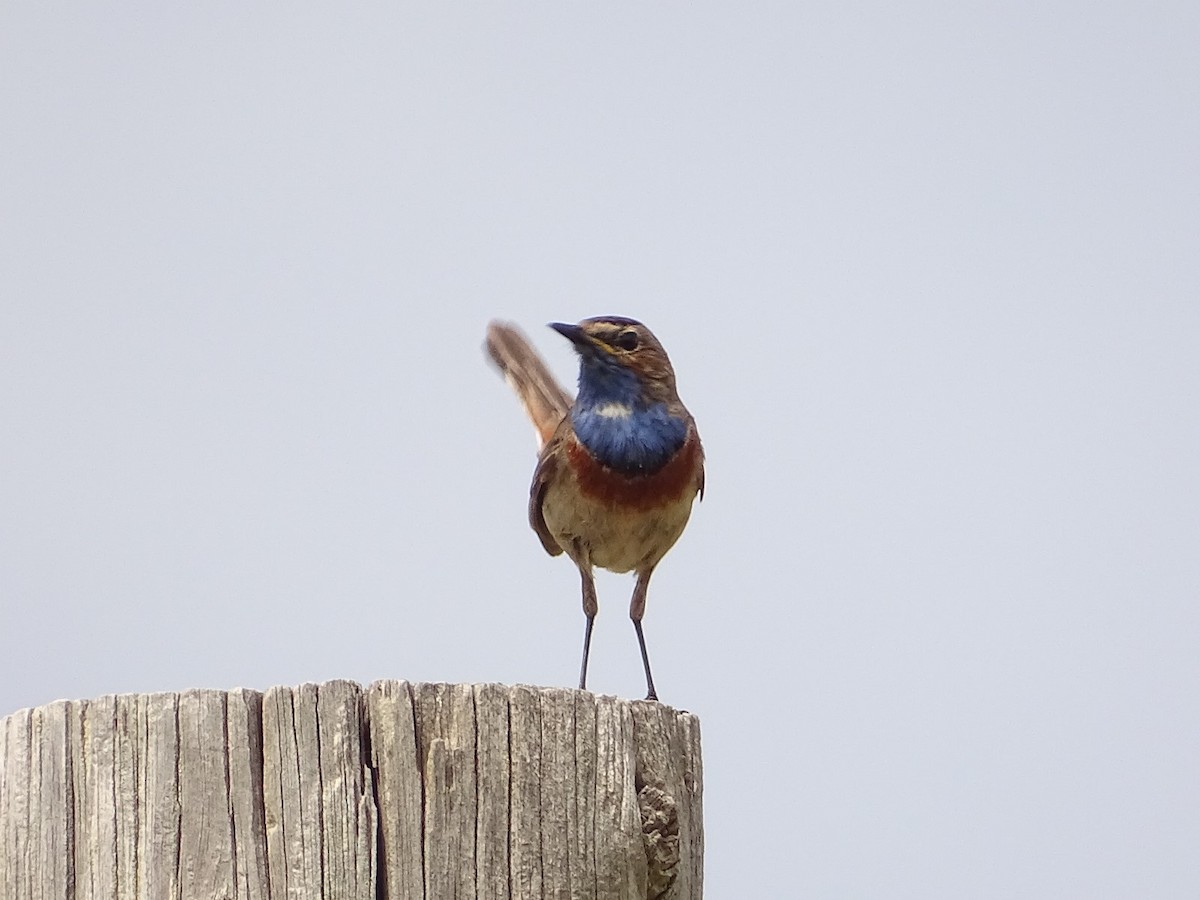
[0, 680, 703, 899]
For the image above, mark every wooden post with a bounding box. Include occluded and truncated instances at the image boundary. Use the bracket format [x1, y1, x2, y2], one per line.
[0, 681, 703, 899]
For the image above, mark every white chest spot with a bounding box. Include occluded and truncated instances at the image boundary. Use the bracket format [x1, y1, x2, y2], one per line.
[594, 402, 633, 419]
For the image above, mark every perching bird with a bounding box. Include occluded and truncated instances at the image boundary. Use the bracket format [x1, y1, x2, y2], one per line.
[486, 316, 704, 700]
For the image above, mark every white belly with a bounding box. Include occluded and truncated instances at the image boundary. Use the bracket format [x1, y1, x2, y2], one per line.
[540, 479, 697, 573]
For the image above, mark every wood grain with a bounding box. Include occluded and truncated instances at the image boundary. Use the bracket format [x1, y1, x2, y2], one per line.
[1, 683, 703, 899]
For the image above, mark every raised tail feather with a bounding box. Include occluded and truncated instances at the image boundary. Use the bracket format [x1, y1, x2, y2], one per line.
[485, 321, 573, 451]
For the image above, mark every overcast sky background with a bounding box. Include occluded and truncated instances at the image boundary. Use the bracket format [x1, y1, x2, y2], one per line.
[2, 4, 1198, 897]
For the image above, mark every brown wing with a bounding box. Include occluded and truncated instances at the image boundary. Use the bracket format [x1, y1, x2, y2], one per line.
[527, 427, 568, 557]
[485, 321, 573, 450]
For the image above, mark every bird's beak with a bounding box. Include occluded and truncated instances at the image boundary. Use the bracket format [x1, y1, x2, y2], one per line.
[549, 322, 590, 348]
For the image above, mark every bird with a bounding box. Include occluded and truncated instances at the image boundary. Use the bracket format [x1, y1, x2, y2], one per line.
[485, 316, 704, 701]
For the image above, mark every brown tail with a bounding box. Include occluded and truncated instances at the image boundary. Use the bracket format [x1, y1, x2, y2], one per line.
[485, 321, 573, 450]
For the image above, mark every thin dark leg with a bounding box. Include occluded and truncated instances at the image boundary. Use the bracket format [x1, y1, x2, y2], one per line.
[630, 568, 658, 700]
[576, 553, 598, 692]
[579, 614, 595, 691]
[633, 619, 658, 701]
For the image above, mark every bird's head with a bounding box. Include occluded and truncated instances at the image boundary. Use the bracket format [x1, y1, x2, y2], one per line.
[549, 316, 679, 410]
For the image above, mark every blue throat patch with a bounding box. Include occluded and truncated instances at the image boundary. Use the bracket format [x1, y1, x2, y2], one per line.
[571, 353, 687, 475]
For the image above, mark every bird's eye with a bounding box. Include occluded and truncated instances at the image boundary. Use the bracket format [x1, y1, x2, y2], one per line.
[614, 330, 639, 351]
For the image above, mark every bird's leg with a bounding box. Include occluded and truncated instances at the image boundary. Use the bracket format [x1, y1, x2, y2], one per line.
[630, 568, 658, 701]
[578, 561, 597, 696]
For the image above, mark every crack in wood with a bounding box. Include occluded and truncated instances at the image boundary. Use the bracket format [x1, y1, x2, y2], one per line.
[1, 682, 703, 899]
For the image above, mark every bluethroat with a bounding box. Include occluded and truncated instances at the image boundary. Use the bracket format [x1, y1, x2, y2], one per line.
[486, 317, 705, 701]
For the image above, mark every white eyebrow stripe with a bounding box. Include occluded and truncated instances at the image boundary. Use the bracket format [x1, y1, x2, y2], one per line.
[594, 402, 633, 418]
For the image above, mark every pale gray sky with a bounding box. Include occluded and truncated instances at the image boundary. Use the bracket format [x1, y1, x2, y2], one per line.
[2, 4, 1198, 896]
